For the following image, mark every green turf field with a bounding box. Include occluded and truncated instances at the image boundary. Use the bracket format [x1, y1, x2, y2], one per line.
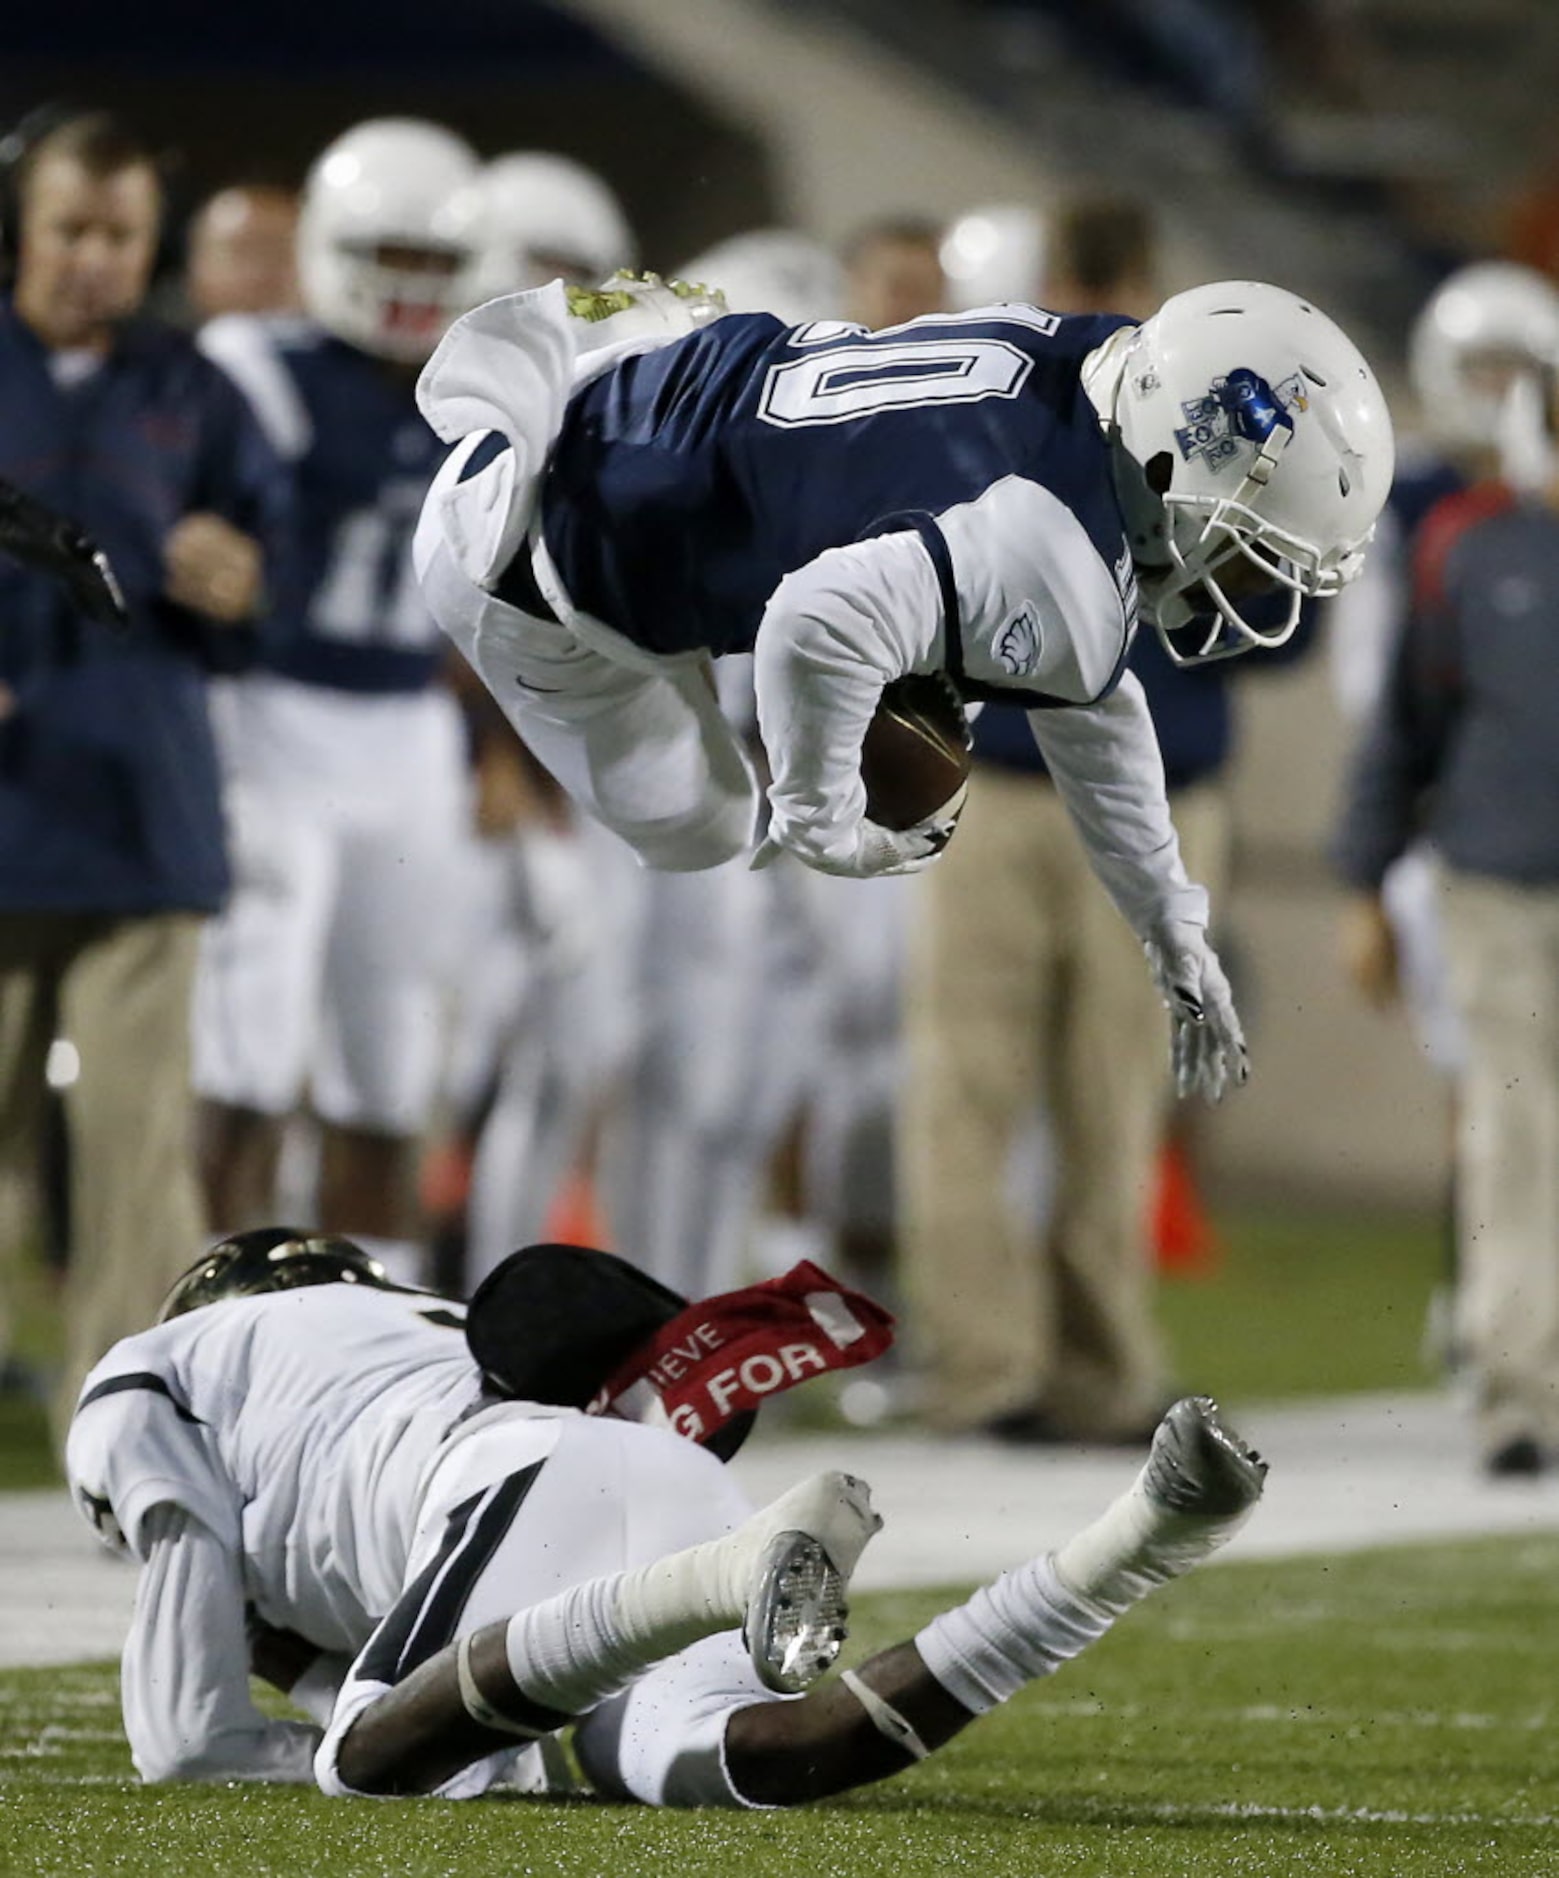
[3, 1533, 1555, 1878]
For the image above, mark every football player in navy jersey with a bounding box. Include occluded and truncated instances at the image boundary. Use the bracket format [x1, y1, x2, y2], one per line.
[416, 274, 1393, 1102]
[192, 120, 489, 1275]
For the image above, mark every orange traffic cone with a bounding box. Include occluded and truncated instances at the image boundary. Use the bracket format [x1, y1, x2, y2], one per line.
[1151, 1135, 1222, 1276]
[545, 1169, 612, 1249]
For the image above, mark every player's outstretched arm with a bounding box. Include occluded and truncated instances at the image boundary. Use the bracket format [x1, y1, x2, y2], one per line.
[1026, 677, 1248, 1101]
[724, 1398, 1265, 1808]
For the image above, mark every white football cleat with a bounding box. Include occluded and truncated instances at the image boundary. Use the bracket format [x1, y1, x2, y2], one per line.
[1142, 1395, 1268, 1521]
[737, 1471, 882, 1694]
[1054, 1396, 1267, 1613]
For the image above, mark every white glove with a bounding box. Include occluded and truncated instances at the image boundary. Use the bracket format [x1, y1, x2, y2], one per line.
[752, 807, 959, 879]
[1142, 918, 1250, 1104]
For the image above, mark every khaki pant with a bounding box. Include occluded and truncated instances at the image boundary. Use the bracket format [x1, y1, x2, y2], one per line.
[1439, 870, 1559, 1454]
[0, 912, 209, 1444]
[900, 765, 1227, 1436]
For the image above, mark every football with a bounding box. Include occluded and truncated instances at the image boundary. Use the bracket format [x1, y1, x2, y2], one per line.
[860, 674, 973, 832]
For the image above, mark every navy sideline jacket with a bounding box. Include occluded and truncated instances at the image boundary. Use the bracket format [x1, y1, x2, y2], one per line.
[0, 299, 291, 914]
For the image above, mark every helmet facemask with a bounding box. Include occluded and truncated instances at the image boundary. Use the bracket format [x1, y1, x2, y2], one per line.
[325, 238, 473, 364]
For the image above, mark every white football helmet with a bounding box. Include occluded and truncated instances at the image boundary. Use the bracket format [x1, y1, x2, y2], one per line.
[1409, 260, 1559, 452]
[1088, 280, 1395, 665]
[678, 229, 844, 324]
[940, 204, 1046, 310]
[474, 152, 635, 298]
[297, 118, 487, 364]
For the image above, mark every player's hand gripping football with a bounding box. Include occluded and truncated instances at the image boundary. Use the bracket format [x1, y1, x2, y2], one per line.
[1142, 918, 1249, 1104]
[752, 802, 963, 878]
[0, 476, 127, 627]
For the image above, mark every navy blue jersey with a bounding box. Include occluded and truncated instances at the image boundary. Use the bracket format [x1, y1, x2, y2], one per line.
[204, 320, 448, 694]
[542, 309, 1136, 691]
[0, 300, 291, 913]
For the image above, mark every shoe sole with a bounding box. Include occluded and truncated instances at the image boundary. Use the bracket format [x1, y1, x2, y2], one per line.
[744, 1530, 851, 1694]
[1145, 1395, 1268, 1517]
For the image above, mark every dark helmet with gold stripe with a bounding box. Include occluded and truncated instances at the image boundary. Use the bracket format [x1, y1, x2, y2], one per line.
[158, 1226, 399, 1323]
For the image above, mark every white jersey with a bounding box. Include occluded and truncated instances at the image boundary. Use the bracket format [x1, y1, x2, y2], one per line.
[66, 1287, 482, 1650]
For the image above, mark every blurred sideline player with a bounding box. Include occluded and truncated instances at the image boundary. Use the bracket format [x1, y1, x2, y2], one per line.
[192, 119, 488, 1279]
[436, 152, 638, 1288]
[1335, 261, 1559, 1050]
[185, 184, 301, 323]
[1331, 262, 1559, 1373]
[471, 151, 635, 300]
[939, 201, 1046, 311]
[66, 1229, 1266, 1803]
[1332, 296, 1559, 1473]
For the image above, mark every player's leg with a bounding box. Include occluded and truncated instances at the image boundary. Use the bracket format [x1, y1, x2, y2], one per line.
[606, 859, 767, 1293]
[192, 782, 337, 1228]
[55, 914, 210, 1429]
[678, 1396, 1263, 1807]
[311, 693, 470, 1274]
[1439, 870, 1559, 1470]
[804, 872, 911, 1291]
[421, 536, 758, 872]
[315, 1414, 879, 1799]
[466, 906, 614, 1277]
[680, 858, 830, 1296]
[1042, 832, 1173, 1440]
[898, 766, 1059, 1431]
[0, 917, 68, 1377]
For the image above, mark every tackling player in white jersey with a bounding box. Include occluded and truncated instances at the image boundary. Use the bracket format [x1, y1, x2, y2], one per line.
[67, 1229, 1265, 1805]
[415, 275, 1394, 1101]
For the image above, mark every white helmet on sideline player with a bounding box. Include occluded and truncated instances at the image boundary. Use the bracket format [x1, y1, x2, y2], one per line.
[1087, 279, 1394, 665]
[939, 203, 1046, 310]
[297, 118, 487, 364]
[475, 151, 635, 297]
[1409, 260, 1559, 453]
[678, 229, 844, 324]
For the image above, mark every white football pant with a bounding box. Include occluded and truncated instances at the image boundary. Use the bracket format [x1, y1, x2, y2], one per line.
[314, 1410, 774, 1806]
[419, 535, 758, 873]
[194, 675, 471, 1134]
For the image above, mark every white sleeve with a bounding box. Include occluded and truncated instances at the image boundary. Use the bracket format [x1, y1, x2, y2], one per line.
[1026, 669, 1210, 939]
[122, 1505, 321, 1785]
[752, 530, 943, 868]
[936, 475, 1132, 701]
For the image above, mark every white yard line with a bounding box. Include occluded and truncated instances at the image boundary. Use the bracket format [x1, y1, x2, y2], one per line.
[4, 1390, 1559, 1669]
